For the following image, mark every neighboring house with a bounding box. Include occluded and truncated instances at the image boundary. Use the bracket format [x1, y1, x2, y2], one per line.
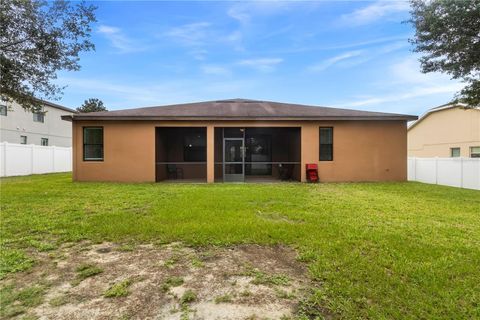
[0, 99, 75, 147]
[62, 98, 417, 183]
[408, 104, 480, 158]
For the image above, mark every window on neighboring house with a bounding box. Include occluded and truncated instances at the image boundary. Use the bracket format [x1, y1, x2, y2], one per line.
[41, 138, 49, 146]
[0, 103, 7, 116]
[83, 127, 104, 161]
[20, 135, 27, 144]
[33, 112, 45, 123]
[450, 147, 460, 157]
[319, 127, 333, 161]
[184, 131, 206, 162]
[470, 146, 480, 158]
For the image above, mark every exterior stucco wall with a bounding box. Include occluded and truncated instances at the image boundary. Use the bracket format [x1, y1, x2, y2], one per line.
[408, 107, 480, 157]
[316, 121, 407, 182]
[73, 121, 156, 182]
[73, 120, 407, 182]
[0, 100, 73, 147]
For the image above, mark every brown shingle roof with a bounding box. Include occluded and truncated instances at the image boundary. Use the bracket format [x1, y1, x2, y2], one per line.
[67, 98, 417, 121]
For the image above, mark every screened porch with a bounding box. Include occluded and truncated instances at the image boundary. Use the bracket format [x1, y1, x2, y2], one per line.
[155, 127, 207, 182]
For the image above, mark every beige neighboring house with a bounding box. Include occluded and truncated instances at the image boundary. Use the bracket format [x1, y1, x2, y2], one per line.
[0, 99, 75, 147]
[408, 104, 480, 158]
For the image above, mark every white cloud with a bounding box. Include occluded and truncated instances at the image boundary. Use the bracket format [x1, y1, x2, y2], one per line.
[389, 56, 454, 85]
[237, 58, 284, 72]
[308, 41, 409, 72]
[223, 30, 244, 51]
[164, 22, 211, 46]
[59, 76, 258, 109]
[227, 1, 293, 25]
[340, 85, 462, 108]
[336, 57, 463, 108]
[97, 25, 146, 53]
[163, 22, 216, 59]
[341, 1, 410, 26]
[227, 5, 251, 25]
[322, 35, 410, 51]
[308, 50, 363, 72]
[201, 65, 231, 76]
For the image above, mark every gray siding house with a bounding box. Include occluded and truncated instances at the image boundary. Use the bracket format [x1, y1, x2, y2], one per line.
[0, 99, 75, 147]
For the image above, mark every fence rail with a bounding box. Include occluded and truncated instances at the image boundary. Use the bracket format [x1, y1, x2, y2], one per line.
[0, 142, 72, 177]
[408, 157, 480, 190]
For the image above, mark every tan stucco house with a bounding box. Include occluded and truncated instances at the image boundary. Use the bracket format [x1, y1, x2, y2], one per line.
[408, 104, 480, 158]
[62, 99, 417, 183]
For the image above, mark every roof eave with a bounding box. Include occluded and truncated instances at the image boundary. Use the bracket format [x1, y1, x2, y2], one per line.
[71, 115, 418, 121]
[408, 103, 477, 130]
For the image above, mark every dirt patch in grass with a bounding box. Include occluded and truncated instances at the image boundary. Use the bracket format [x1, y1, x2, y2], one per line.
[0, 242, 310, 319]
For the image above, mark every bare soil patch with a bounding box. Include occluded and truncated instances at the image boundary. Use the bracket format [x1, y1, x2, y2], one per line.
[1, 242, 310, 319]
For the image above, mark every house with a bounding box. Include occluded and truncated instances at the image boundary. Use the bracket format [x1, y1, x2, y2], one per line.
[62, 99, 417, 183]
[408, 104, 480, 158]
[0, 99, 75, 147]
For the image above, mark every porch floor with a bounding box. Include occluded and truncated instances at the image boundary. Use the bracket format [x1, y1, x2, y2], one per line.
[159, 179, 206, 184]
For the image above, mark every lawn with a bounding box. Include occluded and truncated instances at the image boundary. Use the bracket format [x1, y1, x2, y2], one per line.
[1, 173, 479, 319]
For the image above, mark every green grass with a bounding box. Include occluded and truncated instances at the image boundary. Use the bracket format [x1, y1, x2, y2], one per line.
[0, 249, 34, 280]
[73, 264, 103, 285]
[1, 173, 479, 319]
[244, 267, 290, 286]
[180, 290, 197, 304]
[49, 295, 68, 307]
[161, 276, 184, 292]
[214, 293, 233, 304]
[104, 279, 132, 298]
[0, 284, 46, 318]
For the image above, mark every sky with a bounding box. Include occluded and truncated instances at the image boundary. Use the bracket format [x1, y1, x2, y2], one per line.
[56, 0, 463, 116]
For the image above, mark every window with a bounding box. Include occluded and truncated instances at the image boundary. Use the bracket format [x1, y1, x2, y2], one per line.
[319, 127, 333, 161]
[41, 138, 49, 146]
[450, 147, 460, 157]
[33, 112, 45, 123]
[20, 135, 27, 144]
[83, 127, 103, 161]
[470, 146, 480, 158]
[184, 131, 206, 162]
[0, 103, 6, 116]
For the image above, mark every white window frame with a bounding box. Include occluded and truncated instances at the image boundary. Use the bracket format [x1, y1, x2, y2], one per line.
[20, 135, 27, 144]
[0, 103, 7, 116]
[470, 146, 480, 158]
[33, 112, 45, 123]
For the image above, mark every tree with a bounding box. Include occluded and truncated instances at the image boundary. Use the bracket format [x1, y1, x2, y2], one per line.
[0, 0, 96, 111]
[77, 98, 107, 113]
[408, 0, 480, 106]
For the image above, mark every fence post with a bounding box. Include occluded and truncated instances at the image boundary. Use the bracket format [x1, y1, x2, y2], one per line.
[460, 157, 463, 188]
[434, 157, 438, 185]
[30, 144, 34, 175]
[413, 157, 416, 181]
[2, 142, 6, 177]
[52, 146, 56, 172]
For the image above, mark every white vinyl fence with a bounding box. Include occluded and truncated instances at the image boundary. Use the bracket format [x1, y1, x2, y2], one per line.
[0, 142, 72, 177]
[408, 157, 480, 190]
